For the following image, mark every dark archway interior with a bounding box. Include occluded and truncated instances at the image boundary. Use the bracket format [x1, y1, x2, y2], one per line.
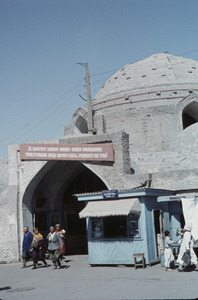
[182, 102, 198, 129]
[182, 113, 196, 129]
[28, 161, 107, 255]
[62, 167, 107, 254]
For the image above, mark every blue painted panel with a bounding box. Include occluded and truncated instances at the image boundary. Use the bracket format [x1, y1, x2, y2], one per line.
[170, 201, 182, 214]
[163, 211, 171, 231]
[144, 197, 157, 262]
[171, 215, 182, 242]
[88, 240, 147, 265]
[138, 200, 149, 263]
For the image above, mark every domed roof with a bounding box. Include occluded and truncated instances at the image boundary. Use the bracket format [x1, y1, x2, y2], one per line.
[92, 53, 198, 112]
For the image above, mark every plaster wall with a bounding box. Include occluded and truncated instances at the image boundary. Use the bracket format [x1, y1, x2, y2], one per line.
[0, 156, 19, 262]
[60, 131, 131, 189]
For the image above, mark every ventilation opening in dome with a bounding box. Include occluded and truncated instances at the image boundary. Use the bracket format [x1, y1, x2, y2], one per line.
[182, 102, 198, 129]
[182, 113, 196, 129]
[75, 116, 88, 133]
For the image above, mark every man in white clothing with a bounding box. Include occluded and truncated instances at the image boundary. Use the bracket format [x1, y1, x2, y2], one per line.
[177, 225, 198, 272]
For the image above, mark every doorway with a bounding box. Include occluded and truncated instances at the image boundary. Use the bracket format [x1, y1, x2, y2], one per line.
[62, 167, 107, 254]
[34, 211, 61, 246]
[154, 210, 164, 257]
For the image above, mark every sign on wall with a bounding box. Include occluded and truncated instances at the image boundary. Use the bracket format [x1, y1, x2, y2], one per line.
[102, 190, 118, 199]
[20, 143, 114, 162]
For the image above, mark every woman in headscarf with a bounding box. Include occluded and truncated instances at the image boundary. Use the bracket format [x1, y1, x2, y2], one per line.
[31, 228, 48, 269]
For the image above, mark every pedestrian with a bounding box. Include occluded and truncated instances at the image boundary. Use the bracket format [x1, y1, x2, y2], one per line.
[47, 226, 63, 270]
[55, 224, 66, 259]
[22, 226, 33, 268]
[31, 228, 48, 269]
[177, 225, 198, 272]
[164, 230, 176, 271]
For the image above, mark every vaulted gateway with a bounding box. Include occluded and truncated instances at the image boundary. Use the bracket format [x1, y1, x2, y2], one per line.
[22, 160, 107, 255]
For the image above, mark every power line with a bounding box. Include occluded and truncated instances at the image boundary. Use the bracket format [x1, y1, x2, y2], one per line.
[91, 68, 119, 77]
[46, 86, 85, 140]
[0, 78, 83, 139]
[0, 79, 85, 150]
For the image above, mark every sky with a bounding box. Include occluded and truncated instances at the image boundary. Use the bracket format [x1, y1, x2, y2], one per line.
[0, 0, 198, 158]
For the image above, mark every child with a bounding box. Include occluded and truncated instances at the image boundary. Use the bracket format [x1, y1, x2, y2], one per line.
[164, 230, 176, 271]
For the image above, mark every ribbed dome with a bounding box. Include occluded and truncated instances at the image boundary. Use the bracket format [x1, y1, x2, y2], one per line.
[92, 53, 198, 112]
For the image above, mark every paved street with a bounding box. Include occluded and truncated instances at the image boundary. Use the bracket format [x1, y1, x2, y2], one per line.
[0, 255, 198, 300]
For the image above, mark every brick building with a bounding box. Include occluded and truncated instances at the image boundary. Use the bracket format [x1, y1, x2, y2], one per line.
[1, 53, 198, 263]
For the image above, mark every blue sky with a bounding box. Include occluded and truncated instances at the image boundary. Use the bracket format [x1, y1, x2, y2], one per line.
[0, 0, 198, 158]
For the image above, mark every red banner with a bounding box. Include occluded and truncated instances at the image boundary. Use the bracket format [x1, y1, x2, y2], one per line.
[20, 143, 114, 162]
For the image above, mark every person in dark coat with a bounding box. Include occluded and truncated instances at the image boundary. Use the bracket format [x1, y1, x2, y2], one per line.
[47, 226, 63, 269]
[31, 228, 48, 269]
[55, 224, 66, 256]
[22, 226, 33, 268]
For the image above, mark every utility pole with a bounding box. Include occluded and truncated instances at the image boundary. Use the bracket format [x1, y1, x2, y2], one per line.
[77, 62, 93, 134]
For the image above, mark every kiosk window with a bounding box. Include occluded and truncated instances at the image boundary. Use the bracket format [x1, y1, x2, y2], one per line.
[103, 216, 127, 238]
[128, 214, 140, 237]
[91, 214, 140, 239]
[91, 218, 103, 238]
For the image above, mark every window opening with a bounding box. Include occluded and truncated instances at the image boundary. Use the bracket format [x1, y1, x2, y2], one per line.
[75, 116, 88, 133]
[91, 218, 103, 238]
[91, 214, 140, 239]
[128, 214, 140, 237]
[103, 216, 127, 238]
[182, 102, 198, 129]
[182, 113, 196, 129]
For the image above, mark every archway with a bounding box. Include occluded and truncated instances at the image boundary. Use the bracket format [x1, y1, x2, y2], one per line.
[23, 160, 107, 254]
[182, 102, 198, 129]
[62, 167, 107, 254]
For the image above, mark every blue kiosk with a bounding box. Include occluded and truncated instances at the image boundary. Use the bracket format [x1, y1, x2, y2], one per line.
[75, 188, 183, 266]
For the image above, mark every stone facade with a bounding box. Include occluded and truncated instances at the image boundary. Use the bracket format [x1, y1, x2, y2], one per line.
[1, 53, 198, 262]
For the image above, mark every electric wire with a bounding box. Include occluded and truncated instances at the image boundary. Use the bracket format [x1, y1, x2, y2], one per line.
[46, 86, 85, 140]
[0, 79, 85, 151]
[91, 69, 119, 77]
[0, 78, 84, 145]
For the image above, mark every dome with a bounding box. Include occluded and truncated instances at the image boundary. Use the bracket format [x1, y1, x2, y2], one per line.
[92, 53, 198, 112]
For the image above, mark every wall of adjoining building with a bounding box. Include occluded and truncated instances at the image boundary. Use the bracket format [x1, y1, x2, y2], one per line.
[0, 155, 19, 262]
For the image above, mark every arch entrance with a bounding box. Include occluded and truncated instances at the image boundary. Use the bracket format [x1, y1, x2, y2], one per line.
[182, 101, 198, 129]
[23, 161, 107, 255]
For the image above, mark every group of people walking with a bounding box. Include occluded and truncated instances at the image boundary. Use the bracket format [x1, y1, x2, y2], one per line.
[164, 226, 198, 272]
[22, 224, 65, 270]
[23, 223, 198, 271]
